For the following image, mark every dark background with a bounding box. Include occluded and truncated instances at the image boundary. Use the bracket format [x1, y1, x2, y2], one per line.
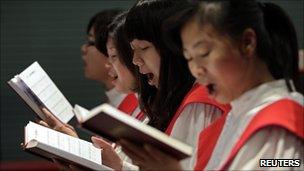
[0, 0, 303, 162]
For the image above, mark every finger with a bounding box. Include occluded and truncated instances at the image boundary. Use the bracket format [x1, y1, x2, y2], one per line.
[53, 124, 78, 138]
[42, 108, 60, 128]
[119, 140, 148, 162]
[34, 116, 41, 123]
[91, 136, 112, 149]
[20, 143, 25, 148]
[65, 123, 76, 131]
[38, 120, 50, 128]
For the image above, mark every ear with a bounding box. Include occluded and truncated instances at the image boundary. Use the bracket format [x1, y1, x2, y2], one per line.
[240, 28, 257, 58]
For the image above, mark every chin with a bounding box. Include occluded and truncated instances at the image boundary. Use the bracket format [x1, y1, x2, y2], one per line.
[84, 73, 91, 79]
[84, 73, 90, 79]
[215, 96, 232, 104]
[115, 86, 126, 94]
[84, 73, 97, 81]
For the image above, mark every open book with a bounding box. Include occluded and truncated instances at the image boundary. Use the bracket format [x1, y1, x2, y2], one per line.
[73, 104, 193, 160]
[7, 61, 74, 123]
[24, 121, 112, 170]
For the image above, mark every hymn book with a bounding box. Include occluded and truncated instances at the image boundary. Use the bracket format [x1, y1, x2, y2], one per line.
[73, 104, 193, 160]
[24, 121, 112, 170]
[8, 61, 74, 123]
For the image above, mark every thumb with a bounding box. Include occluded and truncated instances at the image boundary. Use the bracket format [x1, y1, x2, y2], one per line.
[38, 120, 50, 128]
[91, 136, 112, 149]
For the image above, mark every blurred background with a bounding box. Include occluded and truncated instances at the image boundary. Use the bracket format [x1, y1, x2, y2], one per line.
[0, 0, 303, 170]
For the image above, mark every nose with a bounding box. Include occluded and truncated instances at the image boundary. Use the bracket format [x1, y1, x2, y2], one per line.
[81, 44, 87, 55]
[189, 61, 207, 80]
[132, 52, 144, 66]
[105, 59, 112, 69]
[196, 66, 206, 78]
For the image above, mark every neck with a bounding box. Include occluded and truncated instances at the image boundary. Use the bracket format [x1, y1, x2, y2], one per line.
[237, 59, 274, 99]
[96, 78, 114, 91]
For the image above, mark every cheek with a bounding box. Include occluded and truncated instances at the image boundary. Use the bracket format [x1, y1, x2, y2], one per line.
[146, 51, 161, 75]
[115, 65, 135, 92]
[114, 62, 129, 81]
[211, 55, 243, 89]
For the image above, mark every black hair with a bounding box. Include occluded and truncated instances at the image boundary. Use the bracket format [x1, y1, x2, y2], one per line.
[87, 9, 122, 55]
[260, 2, 302, 93]
[166, 0, 302, 94]
[125, 0, 195, 131]
[107, 11, 138, 91]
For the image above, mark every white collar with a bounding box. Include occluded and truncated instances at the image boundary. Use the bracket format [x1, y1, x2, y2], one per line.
[230, 79, 290, 118]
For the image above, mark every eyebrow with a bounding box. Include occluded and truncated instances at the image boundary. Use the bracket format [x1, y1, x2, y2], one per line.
[183, 40, 206, 52]
[192, 40, 206, 49]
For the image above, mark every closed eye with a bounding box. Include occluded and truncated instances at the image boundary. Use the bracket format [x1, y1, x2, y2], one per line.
[141, 46, 149, 51]
[109, 55, 118, 63]
[200, 51, 210, 58]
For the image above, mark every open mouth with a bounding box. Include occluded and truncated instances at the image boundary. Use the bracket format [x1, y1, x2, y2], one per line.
[108, 70, 118, 83]
[146, 73, 155, 86]
[206, 83, 215, 95]
[111, 74, 118, 81]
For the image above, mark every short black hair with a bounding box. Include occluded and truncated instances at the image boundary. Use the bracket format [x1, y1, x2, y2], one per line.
[87, 9, 122, 55]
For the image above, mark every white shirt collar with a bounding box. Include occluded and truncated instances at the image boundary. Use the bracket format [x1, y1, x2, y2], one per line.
[105, 88, 127, 107]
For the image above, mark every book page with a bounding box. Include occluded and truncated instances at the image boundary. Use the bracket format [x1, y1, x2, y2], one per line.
[25, 121, 102, 164]
[18, 62, 74, 123]
[73, 104, 89, 122]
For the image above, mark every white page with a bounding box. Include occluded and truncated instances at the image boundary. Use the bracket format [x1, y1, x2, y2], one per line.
[18, 62, 74, 123]
[25, 122, 102, 165]
[73, 104, 90, 122]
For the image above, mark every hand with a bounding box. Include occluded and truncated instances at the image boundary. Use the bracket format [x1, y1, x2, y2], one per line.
[119, 139, 182, 171]
[91, 136, 122, 170]
[38, 108, 78, 138]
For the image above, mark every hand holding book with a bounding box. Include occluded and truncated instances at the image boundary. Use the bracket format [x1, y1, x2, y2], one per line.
[8, 62, 74, 124]
[74, 104, 193, 160]
[24, 122, 110, 170]
[91, 136, 123, 171]
[119, 139, 182, 171]
[38, 108, 78, 138]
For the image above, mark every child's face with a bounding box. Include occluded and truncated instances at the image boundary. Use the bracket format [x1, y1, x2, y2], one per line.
[130, 39, 161, 88]
[106, 37, 137, 93]
[181, 19, 250, 104]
